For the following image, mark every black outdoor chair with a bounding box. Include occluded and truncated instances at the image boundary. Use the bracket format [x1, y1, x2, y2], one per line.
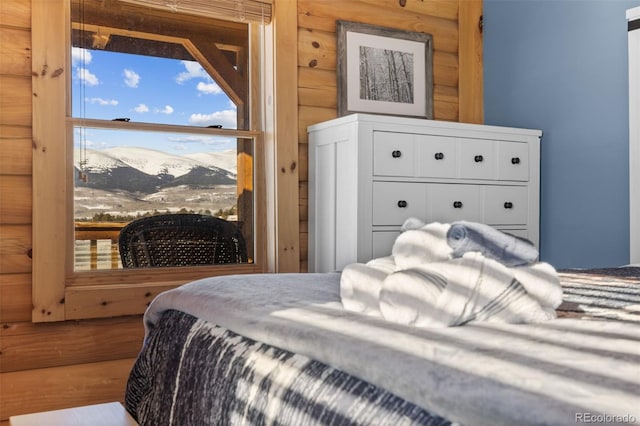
[118, 214, 248, 268]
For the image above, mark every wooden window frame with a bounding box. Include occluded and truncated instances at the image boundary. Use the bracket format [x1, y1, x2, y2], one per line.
[31, 0, 299, 322]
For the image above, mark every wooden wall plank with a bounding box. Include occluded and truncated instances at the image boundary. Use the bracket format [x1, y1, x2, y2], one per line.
[298, 106, 336, 143]
[298, 28, 336, 71]
[0, 316, 144, 373]
[64, 284, 176, 320]
[0, 273, 31, 323]
[31, 0, 68, 322]
[458, 0, 483, 124]
[0, 358, 135, 420]
[0, 76, 31, 127]
[0, 225, 31, 274]
[0, 27, 31, 76]
[0, 139, 32, 175]
[0, 125, 31, 140]
[273, 0, 300, 272]
[0, 176, 32, 225]
[0, 0, 31, 29]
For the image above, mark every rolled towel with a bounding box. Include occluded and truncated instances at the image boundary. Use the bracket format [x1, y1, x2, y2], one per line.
[400, 217, 427, 232]
[512, 262, 563, 310]
[340, 262, 388, 316]
[392, 222, 452, 270]
[380, 253, 554, 327]
[447, 221, 539, 266]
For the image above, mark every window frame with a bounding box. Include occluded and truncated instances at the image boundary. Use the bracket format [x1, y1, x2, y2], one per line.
[32, 0, 277, 322]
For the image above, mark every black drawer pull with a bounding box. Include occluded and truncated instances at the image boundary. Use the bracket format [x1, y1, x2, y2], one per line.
[511, 157, 521, 165]
[397, 200, 408, 208]
[504, 202, 514, 209]
[474, 155, 484, 163]
[434, 152, 444, 160]
[453, 201, 463, 209]
[392, 150, 402, 158]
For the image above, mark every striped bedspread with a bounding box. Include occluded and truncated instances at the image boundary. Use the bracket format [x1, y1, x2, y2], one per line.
[125, 309, 450, 426]
[558, 266, 640, 322]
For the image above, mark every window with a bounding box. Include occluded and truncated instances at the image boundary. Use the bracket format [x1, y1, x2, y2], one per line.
[69, 2, 256, 270]
[32, 0, 282, 322]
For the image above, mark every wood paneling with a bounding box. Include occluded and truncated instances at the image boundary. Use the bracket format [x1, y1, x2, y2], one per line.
[458, 0, 484, 124]
[0, 125, 31, 140]
[0, 316, 143, 372]
[0, 358, 135, 419]
[0, 225, 31, 275]
[0, 176, 31, 225]
[0, 27, 31, 76]
[0, 0, 31, 29]
[273, 0, 300, 272]
[0, 139, 31, 175]
[0, 273, 31, 323]
[0, 76, 31, 127]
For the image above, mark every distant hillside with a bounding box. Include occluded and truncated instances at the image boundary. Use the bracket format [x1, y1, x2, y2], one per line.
[74, 147, 237, 194]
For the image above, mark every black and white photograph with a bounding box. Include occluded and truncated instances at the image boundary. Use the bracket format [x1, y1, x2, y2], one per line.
[359, 45, 414, 104]
[337, 20, 433, 118]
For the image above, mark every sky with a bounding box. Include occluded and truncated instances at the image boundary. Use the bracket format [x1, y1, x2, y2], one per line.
[71, 47, 239, 156]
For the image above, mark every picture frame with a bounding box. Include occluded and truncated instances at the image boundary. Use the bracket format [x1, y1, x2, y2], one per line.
[336, 20, 433, 119]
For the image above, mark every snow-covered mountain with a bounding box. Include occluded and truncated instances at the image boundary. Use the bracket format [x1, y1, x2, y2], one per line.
[73, 147, 237, 194]
[75, 147, 236, 178]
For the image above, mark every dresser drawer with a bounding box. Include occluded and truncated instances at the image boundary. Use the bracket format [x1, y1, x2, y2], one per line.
[484, 186, 528, 225]
[415, 134, 457, 178]
[428, 184, 481, 222]
[372, 231, 400, 258]
[497, 141, 529, 181]
[373, 182, 427, 225]
[373, 132, 415, 176]
[457, 138, 495, 180]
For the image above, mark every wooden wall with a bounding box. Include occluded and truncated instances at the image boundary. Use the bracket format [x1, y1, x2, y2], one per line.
[0, 0, 481, 421]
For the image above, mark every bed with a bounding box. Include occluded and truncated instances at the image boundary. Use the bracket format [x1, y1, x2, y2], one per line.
[124, 267, 640, 426]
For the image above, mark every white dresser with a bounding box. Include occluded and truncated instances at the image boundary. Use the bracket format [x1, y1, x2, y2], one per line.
[308, 113, 541, 273]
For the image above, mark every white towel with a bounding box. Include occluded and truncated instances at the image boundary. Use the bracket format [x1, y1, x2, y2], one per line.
[380, 253, 554, 327]
[366, 255, 397, 274]
[392, 222, 452, 270]
[340, 262, 388, 316]
[512, 262, 563, 311]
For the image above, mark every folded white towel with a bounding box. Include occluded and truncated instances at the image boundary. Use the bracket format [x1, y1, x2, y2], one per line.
[392, 222, 452, 270]
[366, 255, 397, 274]
[380, 253, 554, 327]
[512, 262, 563, 310]
[340, 263, 388, 316]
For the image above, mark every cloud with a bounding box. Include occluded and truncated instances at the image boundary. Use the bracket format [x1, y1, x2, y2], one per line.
[188, 109, 237, 128]
[176, 61, 210, 84]
[134, 103, 149, 113]
[123, 69, 140, 88]
[76, 67, 99, 86]
[196, 81, 223, 95]
[71, 47, 92, 66]
[86, 97, 118, 106]
[156, 105, 174, 115]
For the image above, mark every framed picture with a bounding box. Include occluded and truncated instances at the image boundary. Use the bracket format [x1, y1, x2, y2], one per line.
[336, 20, 433, 119]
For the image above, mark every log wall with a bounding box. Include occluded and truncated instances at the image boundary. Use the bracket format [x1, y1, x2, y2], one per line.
[0, 0, 481, 420]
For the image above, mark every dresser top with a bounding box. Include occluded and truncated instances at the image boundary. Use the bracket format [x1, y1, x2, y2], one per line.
[308, 113, 542, 138]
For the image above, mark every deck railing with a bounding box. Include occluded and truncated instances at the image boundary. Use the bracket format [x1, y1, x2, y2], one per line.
[74, 222, 127, 270]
